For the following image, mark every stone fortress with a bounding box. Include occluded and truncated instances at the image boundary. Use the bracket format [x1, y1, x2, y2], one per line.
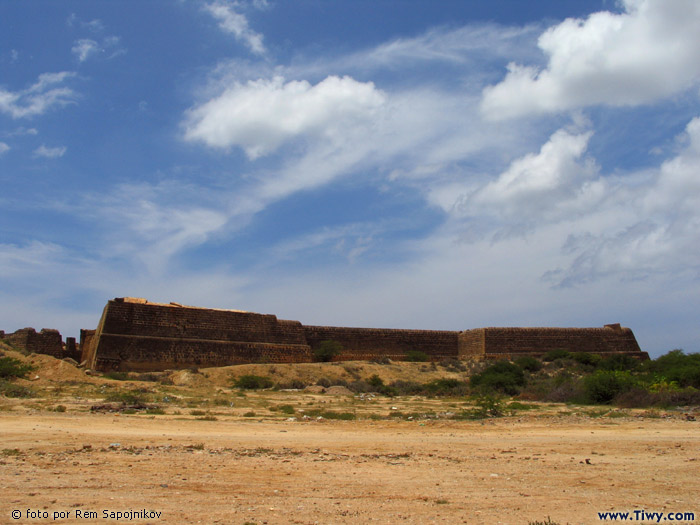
[3, 297, 649, 372]
[77, 297, 648, 371]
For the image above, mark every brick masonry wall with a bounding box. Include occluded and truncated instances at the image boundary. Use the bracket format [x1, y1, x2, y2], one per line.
[93, 334, 311, 372]
[304, 326, 459, 361]
[85, 298, 648, 371]
[458, 329, 486, 357]
[89, 299, 312, 371]
[4, 328, 64, 358]
[478, 326, 645, 357]
[102, 299, 307, 345]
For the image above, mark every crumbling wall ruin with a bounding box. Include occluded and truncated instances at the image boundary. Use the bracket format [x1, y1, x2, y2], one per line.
[1, 327, 81, 361]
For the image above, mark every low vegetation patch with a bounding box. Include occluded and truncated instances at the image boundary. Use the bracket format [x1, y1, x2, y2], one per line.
[0, 380, 35, 398]
[232, 375, 274, 390]
[0, 356, 34, 379]
[313, 340, 343, 362]
[405, 350, 429, 362]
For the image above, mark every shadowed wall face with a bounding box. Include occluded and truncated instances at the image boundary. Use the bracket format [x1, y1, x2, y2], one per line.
[459, 326, 646, 359]
[304, 326, 459, 361]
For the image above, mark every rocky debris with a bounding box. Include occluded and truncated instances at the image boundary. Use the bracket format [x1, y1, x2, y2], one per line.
[89, 402, 157, 413]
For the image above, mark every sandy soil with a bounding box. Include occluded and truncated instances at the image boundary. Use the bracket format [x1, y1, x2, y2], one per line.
[1, 412, 698, 525]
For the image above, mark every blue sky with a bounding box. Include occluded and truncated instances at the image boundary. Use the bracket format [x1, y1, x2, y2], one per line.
[2, 0, 699, 357]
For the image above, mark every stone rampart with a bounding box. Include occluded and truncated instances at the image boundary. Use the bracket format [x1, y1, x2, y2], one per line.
[304, 326, 459, 361]
[85, 298, 311, 371]
[459, 324, 647, 359]
[81, 297, 648, 371]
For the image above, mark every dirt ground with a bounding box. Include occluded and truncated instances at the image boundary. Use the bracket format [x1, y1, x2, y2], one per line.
[2, 412, 698, 525]
[1, 347, 699, 524]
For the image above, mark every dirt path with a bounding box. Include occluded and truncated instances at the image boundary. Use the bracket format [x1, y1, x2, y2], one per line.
[1, 413, 698, 524]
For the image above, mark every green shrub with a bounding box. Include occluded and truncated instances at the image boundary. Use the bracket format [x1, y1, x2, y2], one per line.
[0, 357, 34, 379]
[542, 349, 571, 362]
[316, 377, 333, 388]
[275, 379, 307, 389]
[571, 352, 601, 367]
[646, 349, 700, 388]
[313, 340, 343, 362]
[470, 361, 525, 395]
[233, 375, 274, 390]
[272, 404, 295, 415]
[406, 350, 429, 362]
[389, 380, 425, 396]
[424, 378, 469, 396]
[583, 370, 636, 404]
[103, 391, 149, 405]
[598, 354, 639, 372]
[367, 374, 384, 388]
[514, 356, 543, 372]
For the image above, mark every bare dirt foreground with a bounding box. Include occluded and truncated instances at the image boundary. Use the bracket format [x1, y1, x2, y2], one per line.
[1, 413, 698, 525]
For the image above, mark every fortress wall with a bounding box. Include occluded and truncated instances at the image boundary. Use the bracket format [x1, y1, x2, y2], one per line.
[304, 326, 459, 361]
[4, 328, 64, 358]
[480, 325, 644, 356]
[82, 298, 648, 371]
[89, 299, 312, 371]
[92, 334, 311, 372]
[101, 299, 307, 345]
[458, 329, 486, 358]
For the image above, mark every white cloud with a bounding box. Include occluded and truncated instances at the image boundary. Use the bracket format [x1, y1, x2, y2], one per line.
[184, 75, 387, 159]
[203, 0, 266, 56]
[431, 116, 700, 287]
[83, 183, 229, 273]
[482, 0, 700, 119]
[464, 128, 599, 222]
[5, 127, 38, 137]
[0, 241, 68, 277]
[72, 36, 125, 63]
[0, 72, 76, 119]
[34, 145, 67, 158]
[0, 142, 9, 156]
[72, 39, 99, 62]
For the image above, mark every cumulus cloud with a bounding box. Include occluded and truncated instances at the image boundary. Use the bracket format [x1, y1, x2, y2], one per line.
[482, 0, 700, 119]
[0, 72, 76, 119]
[0, 142, 9, 156]
[433, 116, 700, 287]
[464, 128, 599, 223]
[203, 0, 266, 55]
[34, 145, 67, 158]
[184, 75, 386, 159]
